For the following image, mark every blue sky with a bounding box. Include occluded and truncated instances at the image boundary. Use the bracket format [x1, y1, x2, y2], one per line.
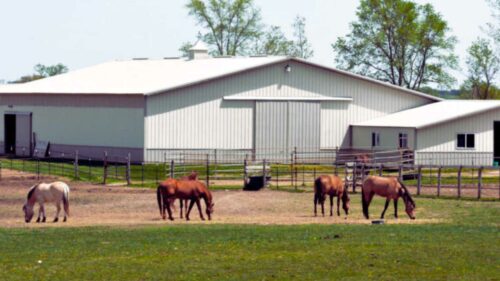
[0, 0, 493, 86]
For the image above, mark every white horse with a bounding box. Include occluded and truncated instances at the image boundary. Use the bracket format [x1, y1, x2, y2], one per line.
[22, 182, 70, 223]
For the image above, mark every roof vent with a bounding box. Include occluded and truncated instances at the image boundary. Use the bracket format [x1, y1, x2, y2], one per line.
[189, 41, 210, 60]
[163, 57, 180, 60]
[132, 58, 149, 60]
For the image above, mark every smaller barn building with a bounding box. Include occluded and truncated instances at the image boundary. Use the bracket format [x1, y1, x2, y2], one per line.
[352, 100, 500, 166]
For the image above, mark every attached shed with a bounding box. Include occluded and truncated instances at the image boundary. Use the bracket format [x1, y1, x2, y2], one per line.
[352, 100, 500, 166]
[0, 46, 440, 162]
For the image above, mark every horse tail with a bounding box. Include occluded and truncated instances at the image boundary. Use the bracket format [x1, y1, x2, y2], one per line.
[361, 185, 369, 219]
[62, 186, 70, 217]
[156, 185, 163, 216]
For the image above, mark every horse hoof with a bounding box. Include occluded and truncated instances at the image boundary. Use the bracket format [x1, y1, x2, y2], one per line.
[53, 218, 58, 223]
[36, 218, 40, 223]
[42, 218, 46, 223]
[169, 217, 174, 221]
[63, 217, 67, 222]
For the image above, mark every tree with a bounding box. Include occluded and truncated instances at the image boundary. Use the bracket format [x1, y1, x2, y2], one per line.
[291, 16, 314, 59]
[10, 63, 68, 84]
[463, 38, 500, 99]
[332, 0, 458, 90]
[34, 64, 68, 77]
[186, 0, 263, 56]
[252, 26, 293, 56]
[486, 0, 500, 49]
[179, 42, 194, 58]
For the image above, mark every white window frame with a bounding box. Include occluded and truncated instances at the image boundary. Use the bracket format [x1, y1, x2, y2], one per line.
[399, 132, 408, 149]
[371, 132, 381, 147]
[456, 133, 475, 150]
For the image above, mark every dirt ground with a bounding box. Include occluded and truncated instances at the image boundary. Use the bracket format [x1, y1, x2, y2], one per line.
[0, 169, 446, 228]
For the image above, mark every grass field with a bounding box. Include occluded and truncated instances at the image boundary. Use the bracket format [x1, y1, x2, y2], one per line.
[1, 179, 499, 280]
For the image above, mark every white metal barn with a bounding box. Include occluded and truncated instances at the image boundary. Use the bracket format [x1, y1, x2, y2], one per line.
[0, 46, 442, 163]
[352, 100, 500, 166]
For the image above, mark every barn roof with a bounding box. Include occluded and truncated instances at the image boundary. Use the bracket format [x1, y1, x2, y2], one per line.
[0, 56, 441, 101]
[353, 100, 500, 129]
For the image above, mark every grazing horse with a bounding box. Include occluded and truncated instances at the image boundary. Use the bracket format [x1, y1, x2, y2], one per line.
[169, 171, 199, 218]
[22, 182, 70, 223]
[361, 176, 416, 220]
[314, 175, 350, 217]
[157, 178, 214, 221]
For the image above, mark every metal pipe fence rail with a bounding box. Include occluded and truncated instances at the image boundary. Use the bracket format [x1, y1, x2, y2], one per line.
[0, 148, 498, 199]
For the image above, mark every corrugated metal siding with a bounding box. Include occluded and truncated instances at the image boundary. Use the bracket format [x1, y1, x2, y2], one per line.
[352, 126, 415, 150]
[0, 95, 144, 156]
[145, 61, 435, 161]
[415, 108, 500, 165]
[255, 101, 288, 158]
[289, 101, 320, 151]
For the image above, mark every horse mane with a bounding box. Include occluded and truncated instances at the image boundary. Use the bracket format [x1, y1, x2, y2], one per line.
[397, 179, 415, 207]
[26, 184, 38, 200]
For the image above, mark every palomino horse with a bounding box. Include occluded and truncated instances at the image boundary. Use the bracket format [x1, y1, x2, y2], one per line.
[361, 176, 416, 220]
[23, 182, 70, 223]
[157, 178, 214, 221]
[314, 175, 350, 217]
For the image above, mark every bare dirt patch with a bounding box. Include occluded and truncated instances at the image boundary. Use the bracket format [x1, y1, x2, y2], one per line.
[0, 169, 440, 228]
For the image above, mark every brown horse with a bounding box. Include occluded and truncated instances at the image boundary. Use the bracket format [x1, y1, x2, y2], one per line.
[361, 176, 416, 220]
[174, 171, 199, 218]
[157, 178, 214, 221]
[314, 175, 350, 217]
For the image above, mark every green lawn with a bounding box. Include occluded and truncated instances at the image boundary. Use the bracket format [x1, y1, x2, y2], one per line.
[0, 199, 498, 281]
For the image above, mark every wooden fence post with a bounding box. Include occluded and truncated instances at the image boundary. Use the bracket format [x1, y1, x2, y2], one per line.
[206, 154, 210, 188]
[103, 151, 108, 184]
[352, 163, 357, 193]
[276, 163, 279, 190]
[457, 166, 462, 198]
[334, 162, 338, 176]
[437, 166, 442, 197]
[0, 160, 2, 181]
[74, 150, 79, 179]
[170, 160, 174, 179]
[263, 159, 267, 188]
[243, 158, 248, 188]
[417, 165, 422, 196]
[398, 164, 403, 181]
[141, 162, 144, 187]
[378, 163, 383, 176]
[478, 166, 483, 200]
[126, 153, 131, 186]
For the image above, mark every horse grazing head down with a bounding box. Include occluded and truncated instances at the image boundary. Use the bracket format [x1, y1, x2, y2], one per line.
[399, 183, 416, 220]
[23, 185, 37, 223]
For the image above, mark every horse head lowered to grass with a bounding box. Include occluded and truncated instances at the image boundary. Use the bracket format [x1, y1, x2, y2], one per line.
[361, 176, 415, 220]
[23, 182, 70, 223]
[156, 178, 214, 221]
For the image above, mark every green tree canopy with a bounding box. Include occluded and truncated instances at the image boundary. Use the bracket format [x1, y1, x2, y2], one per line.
[10, 63, 68, 84]
[186, 0, 263, 56]
[332, 0, 458, 90]
[462, 38, 500, 99]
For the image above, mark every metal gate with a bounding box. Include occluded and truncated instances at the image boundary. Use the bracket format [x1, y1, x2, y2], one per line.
[255, 101, 320, 160]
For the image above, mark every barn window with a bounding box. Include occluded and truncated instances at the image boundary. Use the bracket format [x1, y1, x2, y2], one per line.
[457, 133, 475, 149]
[371, 132, 380, 147]
[399, 133, 408, 148]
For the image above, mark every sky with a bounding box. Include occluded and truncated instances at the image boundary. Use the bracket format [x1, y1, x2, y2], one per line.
[0, 0, 494, 86]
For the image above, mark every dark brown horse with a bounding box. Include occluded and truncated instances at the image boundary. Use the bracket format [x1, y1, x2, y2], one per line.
[314, 175, 350, 217]
[157, 178, 214, 221]
[361, 176, 416, 220]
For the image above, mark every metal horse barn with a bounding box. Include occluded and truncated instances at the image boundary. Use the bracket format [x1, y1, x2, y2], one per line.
[3, 43, 496, 166]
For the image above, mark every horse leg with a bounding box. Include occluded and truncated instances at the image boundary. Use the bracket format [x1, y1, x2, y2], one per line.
[329, 195, 333, 217]
[337, 195, 341, 216]
[184, 200, 188, 217]
[195, 199, 205, 221]
[53, 202, 61, 223]
[186, 200, 196, 221]
[380, 198, 390, 219]
[41, 205, 46, 223]
[321, 197, 325, 217]
[164, 196, 174, 221]
[394, 198, 399, 219]
[180, 199, 183, 219]
[36, 204, 42, 223]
